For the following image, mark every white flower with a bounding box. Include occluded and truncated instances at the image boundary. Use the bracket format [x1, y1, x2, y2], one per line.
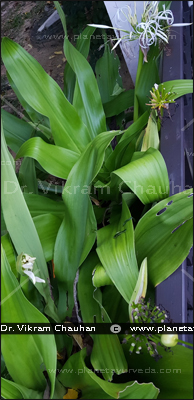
[88, 1, 192, 57]
[154, 83, 159, 90]
[22, 253, 36, 264]
[21, 253, 45, 285]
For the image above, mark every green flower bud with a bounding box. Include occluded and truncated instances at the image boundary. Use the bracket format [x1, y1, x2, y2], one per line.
[160, 334, 179, 347]
[92, 264, 113, 287]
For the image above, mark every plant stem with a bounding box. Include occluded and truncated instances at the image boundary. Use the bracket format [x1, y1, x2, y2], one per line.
[134, 47, 144, 122]
[178, 339, 193, 347]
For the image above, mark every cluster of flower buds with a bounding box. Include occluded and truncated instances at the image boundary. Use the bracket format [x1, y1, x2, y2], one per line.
[146, 83, 176, 111]
[130, 297, 167, 324]
[123, 297, 170, 360]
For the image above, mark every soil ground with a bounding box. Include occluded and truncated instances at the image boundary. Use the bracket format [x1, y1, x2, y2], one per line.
[1, 1, 133, 114]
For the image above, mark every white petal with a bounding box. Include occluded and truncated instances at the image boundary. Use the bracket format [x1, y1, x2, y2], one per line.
[29, 257, 36, 262]
[23, 270, 36, 285]
[35, 276, 46, 284]
[22, 262, 33, 270]
[111, 38, 123, 51]
[172, 23, 193, 26]
[88, 24, 112, 29]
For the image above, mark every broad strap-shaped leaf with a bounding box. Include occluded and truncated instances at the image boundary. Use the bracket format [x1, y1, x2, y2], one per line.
[2, 109, 34, 153]
[105, 111, 149, 172]
[97, 197, 139, 304]
[103, 89, 134, 117]
[122, 341, 193, 399]
[1, 378, 43, 400]
[1, 119, 59, 321]
[135, 189, 193, 286]
[55, 2, 107, 139]
[23, 193, 65, 219]
[7, 71, 50, 129]
[57, 348, 159, 399]
[136, 58, 160, 116]
[33, 214, 62, 262]
[1, 37, 90, 151]
[64, 25, 96, 103]
[18, 157, 38, 194]
[113, 148, 169, 204]
[1, 233, 17, 276]
[102, 285, 129, 323]
[95, 34, 123, 104]
[16, 137, 79, 180]
[54, 130, 121, 320]
[158, 79, 193, 99]
[78, 252, 128, 381]
[1, 246, 57, 397]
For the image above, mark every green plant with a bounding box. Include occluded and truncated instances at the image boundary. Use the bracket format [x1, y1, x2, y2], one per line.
[1, 1, 193, 399]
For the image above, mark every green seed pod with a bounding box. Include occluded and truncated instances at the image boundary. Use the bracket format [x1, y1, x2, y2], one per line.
[92, 264, 113, 287]
[160, 334, 179, 347]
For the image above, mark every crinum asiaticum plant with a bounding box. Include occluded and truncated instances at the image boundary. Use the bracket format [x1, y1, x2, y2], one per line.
[1, 1, 193, 399]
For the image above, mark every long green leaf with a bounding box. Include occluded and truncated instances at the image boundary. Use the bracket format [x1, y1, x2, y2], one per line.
[102, 285, 129, 323]
[95, 35, 123, 104]
[1, 109, 34, 153]
[136, 59, 160, 116]
[16, 137, 79, 180]
[1, 119, 59, 321]
[135, 189, 193, 286]
[57, 348, 159, 399]
[1, 37, 90, 151]
[23, 193, 65, 219]
[54, 130, 121, 320]
[1, 246, 57, 397]
[105, 111, 149, 172]
[122, 342, 193, 399]
[1, 378, 43, 400]
[7, 71, 50, 129]
[63, 26, 96, 103]
[103, 89, 134, 117]
[113, 148, 169, 204]
[55, 1, 107, 139]
[1, 233, 16, 276]
[78, 252, 128, 381]
[18, 157, 38, 194]
[97, 197, 139, 304]
[158, 79, 193, 99]
[33, 214, 62, 262]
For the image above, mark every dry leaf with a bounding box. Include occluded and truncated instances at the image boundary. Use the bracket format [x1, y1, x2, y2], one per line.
[57, 64, 62, 68]
[62, 57, 66, 62]
[90, 196, 100, 206]
[64, 322, 84, 349]
[49, 55, 55, 59]
[54, 51, 63, 55]
[57, 351, 64, 360]
[63, 389, 79, 399]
